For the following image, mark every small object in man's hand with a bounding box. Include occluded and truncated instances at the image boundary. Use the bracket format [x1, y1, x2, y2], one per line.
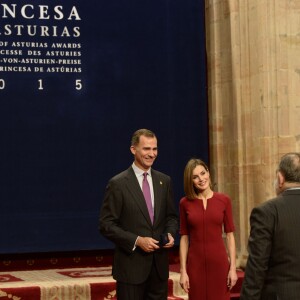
[159, 233, 169, 247]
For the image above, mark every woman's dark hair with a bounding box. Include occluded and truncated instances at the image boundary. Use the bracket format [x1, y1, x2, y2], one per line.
[184, 158, 210, 200]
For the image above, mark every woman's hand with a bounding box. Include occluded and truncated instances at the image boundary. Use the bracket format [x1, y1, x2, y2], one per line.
[227, 268, 238, 290]
[180, 272, 190, 293]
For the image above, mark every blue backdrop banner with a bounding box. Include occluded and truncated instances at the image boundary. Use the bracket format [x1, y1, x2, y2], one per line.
[0, 0, 208, 253]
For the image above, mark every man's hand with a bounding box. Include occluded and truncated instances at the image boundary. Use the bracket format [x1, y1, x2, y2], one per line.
[136, 237, 160, 252]
[162, 233, 175, 248]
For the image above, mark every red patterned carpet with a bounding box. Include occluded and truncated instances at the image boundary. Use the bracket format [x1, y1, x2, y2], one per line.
[0, 266, 187, 300]
[0, 265, 243, 300]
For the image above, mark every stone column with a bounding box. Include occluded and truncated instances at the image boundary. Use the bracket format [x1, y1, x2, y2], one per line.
[205, 0, 300, 267]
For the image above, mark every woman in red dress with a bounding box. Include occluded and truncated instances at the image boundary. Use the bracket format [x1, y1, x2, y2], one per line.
[179, 158, 237, 300]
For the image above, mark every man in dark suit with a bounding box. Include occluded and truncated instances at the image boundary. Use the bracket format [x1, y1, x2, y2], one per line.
[240, 152, 300, 300]
[99, 128, 178, 300]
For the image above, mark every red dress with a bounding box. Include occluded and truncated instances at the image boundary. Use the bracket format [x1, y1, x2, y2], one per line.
[179, 192, 235, 300]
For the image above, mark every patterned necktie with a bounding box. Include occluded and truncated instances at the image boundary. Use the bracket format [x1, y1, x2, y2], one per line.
[142, 172, 154, 223]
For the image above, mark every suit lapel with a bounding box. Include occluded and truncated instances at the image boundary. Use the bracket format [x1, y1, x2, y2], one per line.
[125, 167, 153, 226]
[152, 170, 163, 225]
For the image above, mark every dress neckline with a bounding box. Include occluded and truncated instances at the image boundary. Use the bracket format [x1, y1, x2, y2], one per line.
[197, 192, 214, 210]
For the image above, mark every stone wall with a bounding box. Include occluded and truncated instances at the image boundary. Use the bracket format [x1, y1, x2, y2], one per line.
[205, 0, 300, 267]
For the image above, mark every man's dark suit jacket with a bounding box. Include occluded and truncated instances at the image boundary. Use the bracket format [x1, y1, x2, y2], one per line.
[240, 189, 300, 300]
[99, 166, 178, 284]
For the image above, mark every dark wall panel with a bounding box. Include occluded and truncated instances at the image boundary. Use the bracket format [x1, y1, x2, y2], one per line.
[0, 0, 208, 253]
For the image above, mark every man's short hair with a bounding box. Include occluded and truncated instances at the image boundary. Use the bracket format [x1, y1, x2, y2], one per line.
[131, 129, 156, 146]
[278, 152, 300, 183]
